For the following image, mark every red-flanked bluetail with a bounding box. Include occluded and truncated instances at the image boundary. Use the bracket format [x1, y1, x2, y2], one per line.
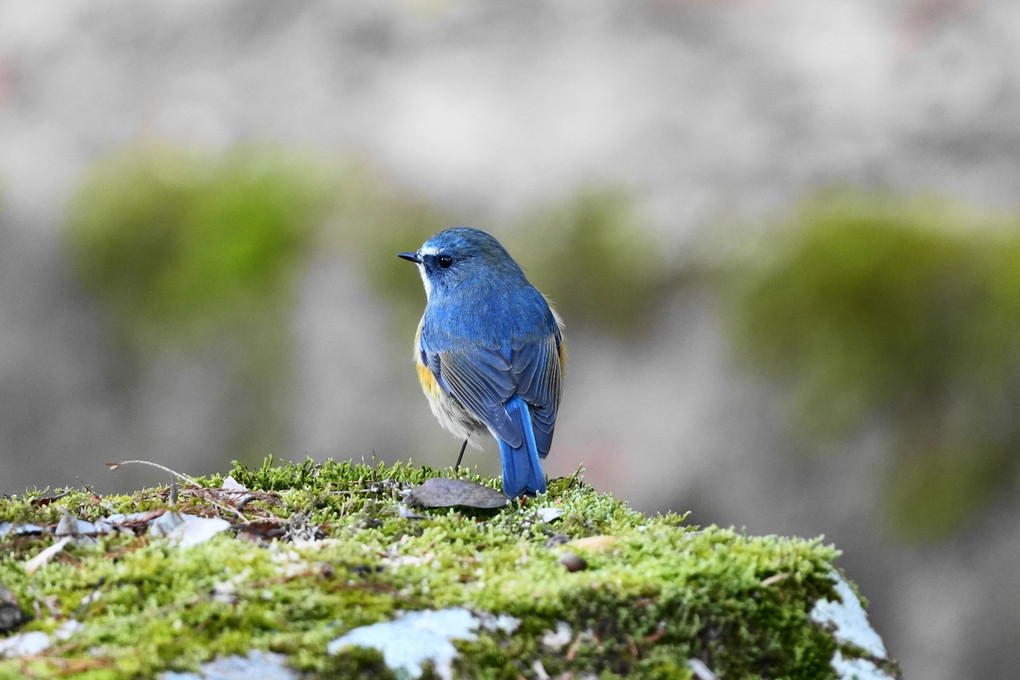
[399, 228, 565, 497]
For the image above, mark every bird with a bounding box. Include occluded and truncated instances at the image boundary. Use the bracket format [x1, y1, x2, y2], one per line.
[398, 227, 565, 497]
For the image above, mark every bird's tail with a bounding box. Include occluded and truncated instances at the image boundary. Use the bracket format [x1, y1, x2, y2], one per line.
[498, 396, 547, 497]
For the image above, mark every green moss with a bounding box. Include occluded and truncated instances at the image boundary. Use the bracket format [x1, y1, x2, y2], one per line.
[0, 459, 856, 679]
[311, 646, 396, 679]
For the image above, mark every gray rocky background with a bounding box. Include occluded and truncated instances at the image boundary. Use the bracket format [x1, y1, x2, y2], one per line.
[2, 1, 1019, 677]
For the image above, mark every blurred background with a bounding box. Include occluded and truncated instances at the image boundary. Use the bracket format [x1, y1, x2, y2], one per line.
[1, 0, 1018, 676]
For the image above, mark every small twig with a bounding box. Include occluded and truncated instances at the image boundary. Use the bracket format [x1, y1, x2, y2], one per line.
[106, 460, 245, 521]
[626, 635, 640, 660]
[761, 573, 789, 587]
[105, 460, 201, 487]
[12, 654, 115, 676]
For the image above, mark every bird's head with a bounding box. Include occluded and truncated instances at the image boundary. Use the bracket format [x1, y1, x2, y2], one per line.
[398, 227, 525, 300]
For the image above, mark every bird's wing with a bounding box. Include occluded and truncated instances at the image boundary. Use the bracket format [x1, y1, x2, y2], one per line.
[508, 335, 562, 458]
[420, 333, 562, 452]
[424, 344, 518, 445]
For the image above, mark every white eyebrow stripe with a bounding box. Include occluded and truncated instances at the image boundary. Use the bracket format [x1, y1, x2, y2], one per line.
[419, 245, 439, 256]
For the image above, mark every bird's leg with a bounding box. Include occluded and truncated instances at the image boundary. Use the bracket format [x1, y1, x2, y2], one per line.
[454, 439, 468, 470]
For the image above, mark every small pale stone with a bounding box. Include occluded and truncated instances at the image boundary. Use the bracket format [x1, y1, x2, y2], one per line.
[567, 535, 618, 552]
[541, 621, 573, 649]
[536, 507, 564, 522]
[558, 551, 587, 572]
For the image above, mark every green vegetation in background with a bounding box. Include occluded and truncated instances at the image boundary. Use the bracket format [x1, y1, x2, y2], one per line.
[65, 144, 339, 462]
[65, 144, 334, 348]
[65, 144, 665, 347]
[723, 191, 1020, 540]
[64, 143, 451, 353]
[514, 185, 667, 335]
[0, 459, 862, 679]
[316, 160, 448, 339]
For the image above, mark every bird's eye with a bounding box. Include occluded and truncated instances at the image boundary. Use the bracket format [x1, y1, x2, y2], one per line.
[438, 254, 453, 269]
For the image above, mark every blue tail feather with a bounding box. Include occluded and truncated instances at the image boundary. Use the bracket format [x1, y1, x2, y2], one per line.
[497, 396, 547, 497]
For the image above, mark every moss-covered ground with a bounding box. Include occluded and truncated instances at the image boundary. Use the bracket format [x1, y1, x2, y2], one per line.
[0, 459, 849, 679]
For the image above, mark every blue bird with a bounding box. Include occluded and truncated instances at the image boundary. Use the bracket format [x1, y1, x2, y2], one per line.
[398, 228, 565, 497]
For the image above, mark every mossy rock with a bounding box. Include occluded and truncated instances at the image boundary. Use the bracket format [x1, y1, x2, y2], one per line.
[0, 460, 894, 679]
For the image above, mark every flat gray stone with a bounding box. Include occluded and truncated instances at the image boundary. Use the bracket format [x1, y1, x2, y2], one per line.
[404, 478, 509, 509]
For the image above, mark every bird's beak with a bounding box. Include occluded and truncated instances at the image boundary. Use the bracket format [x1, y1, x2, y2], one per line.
[397, 252, 421, 264]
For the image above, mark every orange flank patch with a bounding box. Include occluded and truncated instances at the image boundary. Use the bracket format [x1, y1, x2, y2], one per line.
[413, 317, 443, 400]
[416, 359, 442, 401]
